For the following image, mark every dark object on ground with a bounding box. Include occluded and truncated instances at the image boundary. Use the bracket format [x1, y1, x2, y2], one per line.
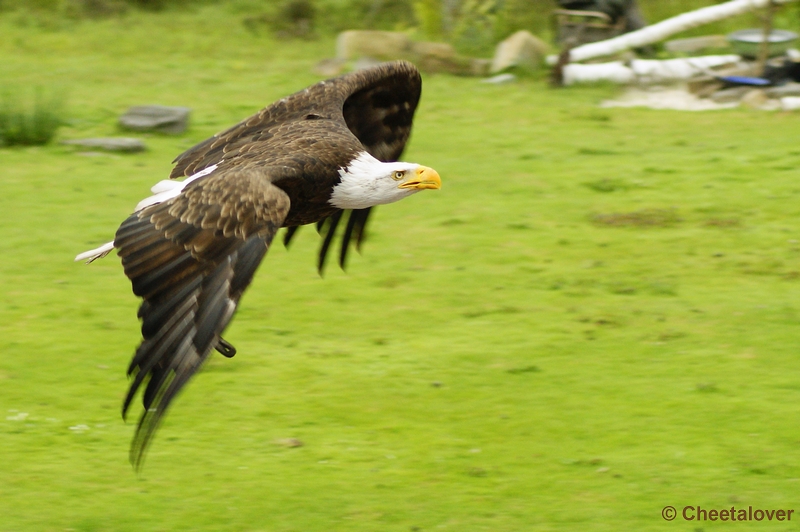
[556, 0, 646, 32]
[62, 137, 146, 152]
[785, 61, 800, 82]
[554, 0, 648, 51]
[119, 105, 191, 134]
[763, 57, 800, 84]
[554, 8, 624, 47]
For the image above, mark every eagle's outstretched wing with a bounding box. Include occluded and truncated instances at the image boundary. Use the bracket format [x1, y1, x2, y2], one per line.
[76, 62, 428, 466]
[117, 167, 291, 467]
[170, 61, 422, 273]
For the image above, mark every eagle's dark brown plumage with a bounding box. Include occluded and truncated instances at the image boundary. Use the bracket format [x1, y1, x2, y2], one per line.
[77, 61, 438, 467]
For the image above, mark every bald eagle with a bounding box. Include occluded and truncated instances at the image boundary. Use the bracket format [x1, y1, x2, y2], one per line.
[76, 61, 441, 466]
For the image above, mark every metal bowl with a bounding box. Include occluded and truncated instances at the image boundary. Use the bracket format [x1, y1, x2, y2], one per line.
[727, 29, 798, 58]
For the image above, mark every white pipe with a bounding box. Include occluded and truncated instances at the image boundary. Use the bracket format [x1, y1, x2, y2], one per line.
[563, 55, 741, 85]
[548, 0, 798, 64]
[782, 96, 800, 110]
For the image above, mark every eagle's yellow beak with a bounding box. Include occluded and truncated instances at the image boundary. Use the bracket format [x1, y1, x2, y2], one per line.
[398, 166, 441, 190]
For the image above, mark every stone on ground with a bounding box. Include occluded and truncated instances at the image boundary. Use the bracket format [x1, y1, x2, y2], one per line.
[411, 41, 475, 75]
[119, 105, 191, 134]
[766, 82, 800, 98]
[62, 137, 146, 152]
[710, 86, 750, 104]
[313, 58, 347, 77]
[332, 30, 488, 76]
[336, 31, 412, 61]
[740, 89, 769, 109]
[491, 30, 548, 73]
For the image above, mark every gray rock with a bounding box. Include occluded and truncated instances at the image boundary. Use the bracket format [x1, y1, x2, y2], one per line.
[119, 105, 191, 134]
[687, 76, 724, 98]
[759, 98, 782, 111]
[491, 30, 548, 73]
[313, 58, 347, 77]
[482, 73, 517, 84]
[411, 41, 457, 73]
[336, 31, 412, 61]
[740, 89, 769, 109]
[334, 30, 486, 76]
[470, 59, 492, 77]
[411, 40, 457, 60]
[410, 41, 475, 75]
[766, 82, 800, 98]
[710, 86, 750, 103]
[62, 137, 146, 152]
[353, 57, 383, 72]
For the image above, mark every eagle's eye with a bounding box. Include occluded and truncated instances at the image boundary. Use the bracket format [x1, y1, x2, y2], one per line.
[392, 170, 405, 180]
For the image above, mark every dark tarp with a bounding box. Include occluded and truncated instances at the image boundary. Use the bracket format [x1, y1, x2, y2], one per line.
[556, 0, 647, 32]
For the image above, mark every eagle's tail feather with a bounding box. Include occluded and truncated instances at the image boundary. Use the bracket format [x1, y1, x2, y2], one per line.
[75, 241, 115, 263]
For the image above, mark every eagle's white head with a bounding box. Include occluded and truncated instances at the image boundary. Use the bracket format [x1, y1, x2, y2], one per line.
[330, 152, 441, 210]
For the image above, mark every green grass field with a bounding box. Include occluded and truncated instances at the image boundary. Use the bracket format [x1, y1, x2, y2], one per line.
[2, 5, 800, 531]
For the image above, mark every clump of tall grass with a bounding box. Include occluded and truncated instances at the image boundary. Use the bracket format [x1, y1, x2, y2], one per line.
[0, 88, 65, 147]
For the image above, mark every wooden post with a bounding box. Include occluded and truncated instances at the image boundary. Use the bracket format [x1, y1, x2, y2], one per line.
[757, 0, 777, 76]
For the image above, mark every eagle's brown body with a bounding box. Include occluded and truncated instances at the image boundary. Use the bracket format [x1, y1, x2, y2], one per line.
[108, 61, 425, 465]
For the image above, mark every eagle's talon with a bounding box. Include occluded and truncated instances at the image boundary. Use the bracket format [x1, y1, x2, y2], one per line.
[216, 338, 237, 358]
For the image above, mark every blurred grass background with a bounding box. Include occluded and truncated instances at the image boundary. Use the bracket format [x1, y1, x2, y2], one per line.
[2, 0, 799, 53]
[2, 1, 800, 531]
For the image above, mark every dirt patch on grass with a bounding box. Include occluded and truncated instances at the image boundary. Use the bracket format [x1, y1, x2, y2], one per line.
[507, 365, 540, 374]
[704, 218, 741, 228]
[591, 208, 681, 227]
[583, 178, 630, 193]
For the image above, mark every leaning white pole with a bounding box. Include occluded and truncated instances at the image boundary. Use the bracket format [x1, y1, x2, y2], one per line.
[564, 0, 798, 63]
[562, 55, 741, 85]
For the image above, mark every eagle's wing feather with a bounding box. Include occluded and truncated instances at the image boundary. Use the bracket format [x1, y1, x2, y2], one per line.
[116, 167, 291, 467]
[316, 209, 343, 274]
[170, 61, 421, 272]
[339, 207, 371, 269]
